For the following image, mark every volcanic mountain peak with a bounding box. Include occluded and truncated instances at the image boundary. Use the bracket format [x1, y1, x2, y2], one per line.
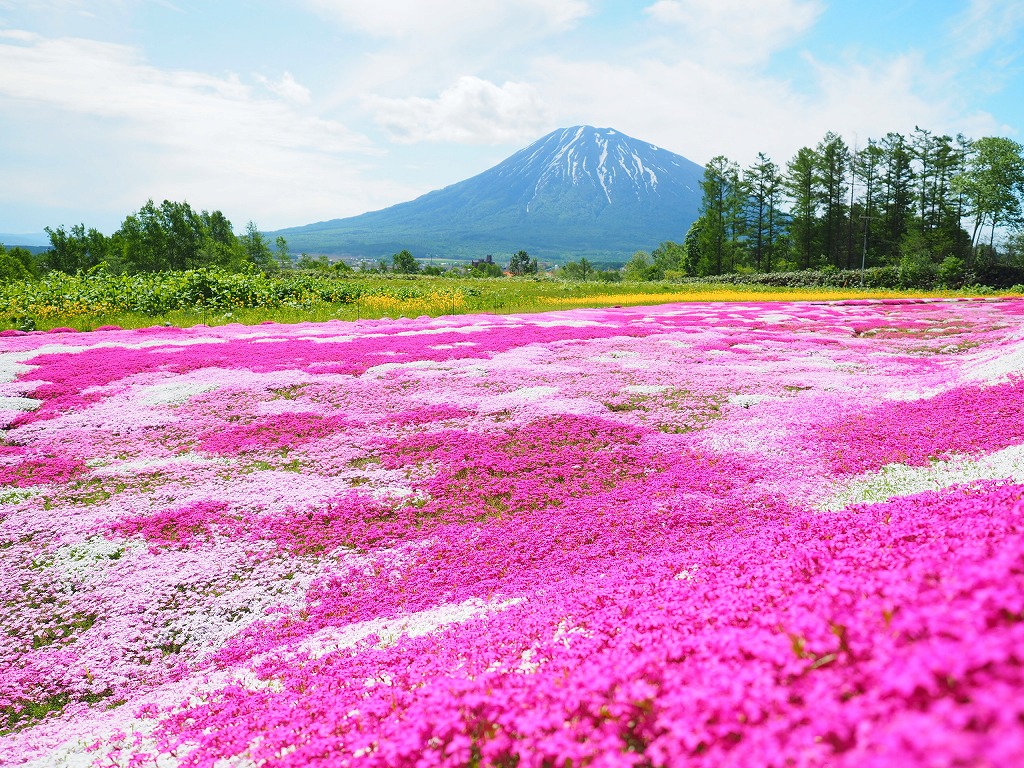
[271, 125, 705, 262]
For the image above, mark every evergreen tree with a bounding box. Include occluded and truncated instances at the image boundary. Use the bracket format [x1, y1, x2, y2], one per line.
[743, 153, 783, 272]
[696, 156, 742, 275]
[508, 250, 538, 275]
[815, 132, 850, 269]
[878, 132, 915, 263]
[785, 147, 820, 270]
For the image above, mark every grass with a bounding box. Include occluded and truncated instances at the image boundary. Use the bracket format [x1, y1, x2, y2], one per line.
[2, 273, 1020, 332]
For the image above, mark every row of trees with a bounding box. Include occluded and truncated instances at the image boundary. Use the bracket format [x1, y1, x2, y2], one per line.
[347, 249, 542, 277]
[41, 200, 287, 275]
[686, 130, 1024, 276]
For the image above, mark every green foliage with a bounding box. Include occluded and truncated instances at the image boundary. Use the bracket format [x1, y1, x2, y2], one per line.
[954, 136, 1024, 251]
[697, 155, 744, 275]
[897, 252, 936, 288]
[0, 268, 371, 316]
[0, 246, 32, 284]
[43, 201, 281, 278]
[296, 254, 331, 271]
[391, 249, 420, 274]
[508, 250, 539, 276]
[44, 223, 110, 273]
[623, 251, 654, 282]
[936, 256, 967, 288]
[239, 220, 275, 271]
[468, 260, 503, 278]
[560, 258, 594, 281]
[651, 241, 687, 278]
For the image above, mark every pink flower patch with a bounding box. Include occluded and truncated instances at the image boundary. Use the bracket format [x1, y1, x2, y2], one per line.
[198, 412, 355, 455]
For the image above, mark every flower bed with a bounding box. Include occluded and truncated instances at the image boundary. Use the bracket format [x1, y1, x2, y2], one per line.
[1, 298, 1023, 766]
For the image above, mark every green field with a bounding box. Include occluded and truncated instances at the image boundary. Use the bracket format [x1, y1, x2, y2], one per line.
[1, 269, 1019, 332]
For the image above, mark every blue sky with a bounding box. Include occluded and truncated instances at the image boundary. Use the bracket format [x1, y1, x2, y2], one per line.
[1, 0, 1022, 238]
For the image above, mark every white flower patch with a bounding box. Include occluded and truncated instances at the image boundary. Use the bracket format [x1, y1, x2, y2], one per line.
[495, 386, 559, 403]
[960, 338, 1024, 384]
[0, 487, 38, 505]
[588, 350, 640, 363]
[298, 597, 524, 660]
[820, 443, 1024, 511]
[43, 537, 147, 585]
[362, 360, 445, 378]
[756, 313, 798, 324]
[883, 386, 948, 401]
[0, 395, 41, 422]
[138, 380, 220, 406]
[528, 319, 610, 328]
[88, 453, 229, 476]
[728, 394, 767, 409]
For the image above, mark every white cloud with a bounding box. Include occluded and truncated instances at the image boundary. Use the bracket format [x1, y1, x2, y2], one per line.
[529, 38, 1003, 170]
[256, 71, 312, 105]
[303, 0, 590, 41]
[643, 0, 823, 66]
[0, 31, 412, 229]
[366, 76, 549, 144]
[949, 0, 1024, 59]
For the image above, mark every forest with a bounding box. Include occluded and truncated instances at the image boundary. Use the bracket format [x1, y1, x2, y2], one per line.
[659, 130, 1024, 286]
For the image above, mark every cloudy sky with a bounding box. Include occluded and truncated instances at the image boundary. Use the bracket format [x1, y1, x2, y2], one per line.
[1, 0, 1023, 238]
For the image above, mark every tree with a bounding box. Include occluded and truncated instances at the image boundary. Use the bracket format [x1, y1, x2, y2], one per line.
[683, 219, 704, 274]
[785, 146, 820, 269]
[508, 250, 538, 275]
[197, 209, 244, 270]
[852, 140, 884, 268]
[878, 132, 915, 263]
[651, 241, 687, 278]
[297, 254, 330, 271]
[623, 250, 654, 282]
[468, 259, 502, 277]
[0, 245, 32, 283]
[696, 155, 742, 275]
[743, 153, 783, 272]
[275, 236, 291, 270]
[954, 136, 1024, 255]
[44, 223, 110, 274]
[240, 221, 275, 270]
[561, 258, 593, 281]
[391, 249, 420, 274]
[815, 132, 850, 268]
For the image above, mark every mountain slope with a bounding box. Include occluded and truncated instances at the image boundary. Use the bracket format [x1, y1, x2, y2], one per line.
[273, 126, 705, 263]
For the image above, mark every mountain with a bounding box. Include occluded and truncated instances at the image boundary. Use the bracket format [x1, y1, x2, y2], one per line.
[271, 126, 705, 265]
[0, 232, 49, 248]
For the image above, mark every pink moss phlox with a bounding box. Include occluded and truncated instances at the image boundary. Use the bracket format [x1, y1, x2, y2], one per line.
[0, 454, 87, 487]
[107, 500, 240, 547]
[4, 298, 1024, 766]
[151, 481, 1024, 767]
[198, 412, 356, 455]
[822, 376, 1024, 474]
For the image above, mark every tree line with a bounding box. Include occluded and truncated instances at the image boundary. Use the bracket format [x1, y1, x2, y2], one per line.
[0, 199, 295, 284]
[0, 199, 555, 283]
[39, 199, 289, 275]
[673, 129, 1024, 281]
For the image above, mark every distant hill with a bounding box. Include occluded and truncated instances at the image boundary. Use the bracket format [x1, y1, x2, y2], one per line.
[0, 232, 49, 248]
[270, 126, 705, 265]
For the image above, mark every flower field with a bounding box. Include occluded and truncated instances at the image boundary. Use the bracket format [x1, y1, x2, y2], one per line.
[1, 297, 1023, 766]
